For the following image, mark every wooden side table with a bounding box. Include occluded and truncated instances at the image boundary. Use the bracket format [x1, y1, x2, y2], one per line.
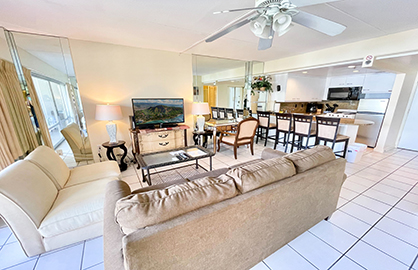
[102, 140, 128, 171]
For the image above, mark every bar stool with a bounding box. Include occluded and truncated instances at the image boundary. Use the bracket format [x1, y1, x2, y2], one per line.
[274, 113, 292, 152]
[226, 108, 235, 119]
[256, 111, 276, 147]
[211, 107, 219, 119]
[218, 108, 226, 120]
[315, 116, 350, 158]
[290, 114, 316, 152]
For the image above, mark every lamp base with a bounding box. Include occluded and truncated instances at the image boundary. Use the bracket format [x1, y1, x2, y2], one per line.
[106, 122, 118, 144]
[196, 115, 205, 132]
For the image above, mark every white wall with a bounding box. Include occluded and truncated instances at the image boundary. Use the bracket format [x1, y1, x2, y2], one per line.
[69, 39, 193, 161]
[398, 84, 418, 151]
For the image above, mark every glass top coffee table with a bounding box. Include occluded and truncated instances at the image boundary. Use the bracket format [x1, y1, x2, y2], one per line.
[137, 145, 214, 186]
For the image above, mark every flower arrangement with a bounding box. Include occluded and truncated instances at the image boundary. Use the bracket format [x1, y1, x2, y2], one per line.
[251, 75, 273, 94]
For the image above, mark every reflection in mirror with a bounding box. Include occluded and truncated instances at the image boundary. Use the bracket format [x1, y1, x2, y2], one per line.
[192, 55, 247, 122]
[10, 31, 93, 167]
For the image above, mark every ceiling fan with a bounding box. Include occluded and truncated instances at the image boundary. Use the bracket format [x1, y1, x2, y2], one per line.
[205, 0, 346, 50]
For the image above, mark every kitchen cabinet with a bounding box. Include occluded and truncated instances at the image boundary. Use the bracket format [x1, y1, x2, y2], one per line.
[329, 75, 365, 87]
[362, 73, 396, 93]
[285, 75, 326, 101]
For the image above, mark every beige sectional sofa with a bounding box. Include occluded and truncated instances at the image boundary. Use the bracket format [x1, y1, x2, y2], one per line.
[104, 146, 346, 270]
[0, 146, 121, 257]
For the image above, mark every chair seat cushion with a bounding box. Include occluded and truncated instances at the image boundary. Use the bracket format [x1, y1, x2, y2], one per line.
[222, 136, 251, 145]
[65, 161, 121, 187]
[38, 180, 109, 238]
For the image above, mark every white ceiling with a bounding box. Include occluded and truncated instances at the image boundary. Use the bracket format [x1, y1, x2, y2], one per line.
[1, 0, 418, 62]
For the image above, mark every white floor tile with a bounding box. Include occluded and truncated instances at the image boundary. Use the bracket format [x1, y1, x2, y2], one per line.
[375, 217, 418, 248]
[387, 175, 417, 185]
[404, 192, 418, 204]
[328, 210, 371, 238]
[82, 237, 103, 269]
[309, 221, 358, 253]
[345, 175, 377, 188]
[337, 197, 348, 208]
[362, 228, 418, 266]
[379, 178, 414, 191]
[85, 262, 104, 270]
[264, 245, 317, 270]
[5, 259, 38, 270]
[339, 202, 383, 225]
[288, 231, 342, 269]
[351, 195, 392, 214]
[339, 187, 360, 201]
[342, 181, 369, 194]
[386, 207, 418, 230]
[395, 199, 418, 215]
[393, 170, 418, 180]
[371, 183, 408, 198]
[35, 243, 83, 270]
[346, 241, 408, 270]
[0, 227, 12, 246]
[0, 242, 35, 269]
[249, 261, 270, 270]
[329, 256, 366, 270]
[362, 189, 400, 205]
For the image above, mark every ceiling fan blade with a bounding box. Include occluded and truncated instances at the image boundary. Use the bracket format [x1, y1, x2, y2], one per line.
[292, 10, 346, 36]
[213, 6, 268, 14]
[258, 28, 275, 50]
[290, 0, 340, 7]
[206, 17, 256, 43]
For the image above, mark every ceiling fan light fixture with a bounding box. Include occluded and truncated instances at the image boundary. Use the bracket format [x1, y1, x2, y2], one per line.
[272, 13, 292, 34]
[250, 15, 271, 38]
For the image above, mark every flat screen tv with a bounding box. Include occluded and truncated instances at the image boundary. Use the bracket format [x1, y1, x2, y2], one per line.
[132, 98, 184, 128]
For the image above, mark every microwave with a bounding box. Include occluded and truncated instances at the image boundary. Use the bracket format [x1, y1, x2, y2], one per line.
[327, 87, 362, 100]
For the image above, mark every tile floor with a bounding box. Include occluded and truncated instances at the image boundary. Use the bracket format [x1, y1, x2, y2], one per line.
[1, 140, 418, 270]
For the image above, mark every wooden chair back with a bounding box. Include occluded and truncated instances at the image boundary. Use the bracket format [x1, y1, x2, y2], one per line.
[211, 107, 219, 119]
[315, 116, 340, 142]
[293, 114, 314, 136]
[276, 113, 292, 132]
[257, 111, 272, 128]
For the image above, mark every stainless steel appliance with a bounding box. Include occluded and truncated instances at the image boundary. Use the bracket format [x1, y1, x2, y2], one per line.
[327, 87, 362, 100]
[355, 99, 389, 147]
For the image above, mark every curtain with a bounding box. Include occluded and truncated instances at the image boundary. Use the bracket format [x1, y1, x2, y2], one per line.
[0, 59, 38, 157]
[0, 85, 23, 169]
[23, 68, 53, 148]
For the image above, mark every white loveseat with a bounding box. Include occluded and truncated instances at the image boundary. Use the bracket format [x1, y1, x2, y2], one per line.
[0, 146, 121, 257]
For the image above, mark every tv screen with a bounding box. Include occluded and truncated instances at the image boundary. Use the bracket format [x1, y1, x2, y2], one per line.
[132, 98, 184, 127]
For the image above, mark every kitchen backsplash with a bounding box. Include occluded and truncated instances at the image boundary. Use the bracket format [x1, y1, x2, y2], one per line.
[277, 100, 359, 113]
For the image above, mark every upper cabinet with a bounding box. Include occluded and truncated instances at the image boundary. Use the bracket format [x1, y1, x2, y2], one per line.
[362, 73, 396, 93]
[329, 75, 365, 87]
[285, 75, 326, 102]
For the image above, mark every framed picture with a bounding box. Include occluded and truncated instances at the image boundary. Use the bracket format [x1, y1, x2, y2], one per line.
[193, 86, 199, 96]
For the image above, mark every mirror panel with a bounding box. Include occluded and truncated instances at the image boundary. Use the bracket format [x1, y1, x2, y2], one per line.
[10, 31, 92, 166]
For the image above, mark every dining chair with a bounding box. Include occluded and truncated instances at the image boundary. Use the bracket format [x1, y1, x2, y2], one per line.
[217, 117, 259, 159]
[226, 108, 235, 119]
[315, 116, 350, 158]
[256, 111, 276, 147]
[218, 108, 226, 120]
[211, 107, 219, 119]
[274, 113, 292, 152]
[290, 114, 316, 152]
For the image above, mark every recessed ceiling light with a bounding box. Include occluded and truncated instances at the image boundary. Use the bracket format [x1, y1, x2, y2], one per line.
[348, 65, 356, 69]
[353, 70, 359, 73]
[302, 71, 308, 74]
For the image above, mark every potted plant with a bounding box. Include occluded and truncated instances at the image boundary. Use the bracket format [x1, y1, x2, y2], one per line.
[251, 75, 273, 95]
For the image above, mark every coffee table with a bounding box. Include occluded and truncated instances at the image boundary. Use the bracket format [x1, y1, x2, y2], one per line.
[137, 145, 214, 185]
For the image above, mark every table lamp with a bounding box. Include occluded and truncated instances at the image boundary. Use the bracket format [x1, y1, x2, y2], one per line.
[95, 104, 123, 144]
[192, 102, 210, 132]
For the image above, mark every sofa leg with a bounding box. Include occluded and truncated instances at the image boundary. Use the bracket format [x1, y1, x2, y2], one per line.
[324, 215, 332, 221]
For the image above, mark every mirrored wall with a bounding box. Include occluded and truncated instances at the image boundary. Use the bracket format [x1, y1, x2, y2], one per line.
[192, 55, 267, 116]
[0, 29, 92, 167]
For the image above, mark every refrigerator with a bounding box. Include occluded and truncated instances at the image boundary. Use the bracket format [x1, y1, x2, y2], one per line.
[355, 99, 389, 147]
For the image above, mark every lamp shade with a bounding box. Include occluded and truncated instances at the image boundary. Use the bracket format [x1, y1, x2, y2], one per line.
[191, 102, 210, 115]
[95, 104, 123, 121]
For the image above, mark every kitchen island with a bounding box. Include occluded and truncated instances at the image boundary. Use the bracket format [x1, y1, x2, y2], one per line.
[338, 119, 374, 144]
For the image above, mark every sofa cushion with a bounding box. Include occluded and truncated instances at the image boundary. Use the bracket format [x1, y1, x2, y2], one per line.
[228, 159, 263, 170]
[38, 180, 109, 238]
[284, 145, 336, 173]
[186, 168, 229, 181]
[226, 157, 296, 193]
[115, 175, 238, 234]
[0, 160, 58, 227]
[261, 148, 287, 160]
[24, 145, 70, 189]
[66, 161, 121, 187]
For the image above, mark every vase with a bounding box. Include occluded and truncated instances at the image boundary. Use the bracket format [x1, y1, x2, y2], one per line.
[260, 87, 266, 91]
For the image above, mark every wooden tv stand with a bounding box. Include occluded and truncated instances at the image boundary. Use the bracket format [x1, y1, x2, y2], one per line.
[130, 125, 190, 169]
